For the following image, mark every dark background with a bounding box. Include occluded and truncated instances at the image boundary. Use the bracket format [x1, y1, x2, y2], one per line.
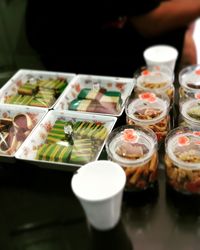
[0, 1, 200, 249]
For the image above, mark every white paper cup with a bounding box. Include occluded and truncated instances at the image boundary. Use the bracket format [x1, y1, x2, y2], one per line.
[143, 45, 178, 72]
[71, 160, 126, 230]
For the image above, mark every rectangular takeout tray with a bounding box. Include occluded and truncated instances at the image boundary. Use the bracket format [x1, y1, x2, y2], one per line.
[54, 74, 135, 116]
[15, 110, 117, 171]
[0, 104, 48, 162]
[0, 69, 76, 109]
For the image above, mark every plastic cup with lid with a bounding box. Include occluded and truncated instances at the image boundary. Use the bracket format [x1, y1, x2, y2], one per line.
[179, 97, 200, 128]
[165, 126, 200, 194]
[106, 124, 158, 192]
[125, 92, 170, 144]
[179, 64, 200, 99]
[134, 65, 174, 104]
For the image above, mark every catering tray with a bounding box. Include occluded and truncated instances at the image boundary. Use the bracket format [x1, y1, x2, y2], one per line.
[15, 110, 117, 171]
[0, 104, 48, 162]
[0, 69, 76, 109]
[54, 74, 135, 116]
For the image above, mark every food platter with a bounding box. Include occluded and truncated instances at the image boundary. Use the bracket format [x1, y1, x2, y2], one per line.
[15, 110, 117, 171]
[54, 74, 135, 116]
[0, 104, 48, 162]
[0, 69, 76, 109]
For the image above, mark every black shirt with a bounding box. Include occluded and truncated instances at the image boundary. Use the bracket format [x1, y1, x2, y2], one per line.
[26, 0, 185, 77]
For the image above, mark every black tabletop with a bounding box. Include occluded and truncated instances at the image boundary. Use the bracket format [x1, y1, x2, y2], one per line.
[0, 159, 200, 250]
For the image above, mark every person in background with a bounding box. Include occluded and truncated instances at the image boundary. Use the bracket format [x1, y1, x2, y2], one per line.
[180, 23, 197, 68]
[25, 0, 200, 77]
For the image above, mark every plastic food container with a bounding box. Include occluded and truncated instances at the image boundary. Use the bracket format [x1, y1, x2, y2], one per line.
[134, 65, 174, 104]
[54, 74, 135, 116]
[178, 98, 200, 128]
[165, 127, 200, 194]
[125, 92, 170, 144]
[0, 104, 47, 160]
[179, 65, 200, 99]
[15, 110, 117, 170]
[106, 125, 158, 192]
[0, 69, 76, 109]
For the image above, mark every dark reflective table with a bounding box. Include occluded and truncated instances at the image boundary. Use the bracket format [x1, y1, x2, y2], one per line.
[0, 72, 199, 249]
[0, 160, 200, 250]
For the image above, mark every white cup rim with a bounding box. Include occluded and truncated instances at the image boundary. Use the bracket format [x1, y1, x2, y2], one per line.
[71, 160, 126, 202]
[143, 45, 178, 63]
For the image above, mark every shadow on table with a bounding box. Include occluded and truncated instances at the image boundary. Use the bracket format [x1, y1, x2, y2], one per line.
[89, 220, 133, 250]
[123, 181, 159, 207]
[166, 184, 200, 218]
[162, 184, 200, 250]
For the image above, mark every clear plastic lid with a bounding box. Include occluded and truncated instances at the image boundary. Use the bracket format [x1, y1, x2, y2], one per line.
[181, 98, 200, 125]
[179, 65, 200, 91]
[166, 127, 200, 169]
[106, 125, 157, 167]
[125, 92, 169, 125]
[135, 65, 174, 92]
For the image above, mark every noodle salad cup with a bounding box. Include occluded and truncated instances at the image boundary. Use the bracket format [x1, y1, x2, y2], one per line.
[165, 127, 200, 195]
[125, 92, 170, 144]
[178, 97, 200, 128]
[106, 125, 158, 192]
[134, 65, 174, 105]
[179, 65, 200, 99]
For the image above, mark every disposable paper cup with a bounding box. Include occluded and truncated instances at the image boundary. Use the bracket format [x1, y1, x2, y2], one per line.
[143, 45, 178, 72]
[71, 160, 126, 230]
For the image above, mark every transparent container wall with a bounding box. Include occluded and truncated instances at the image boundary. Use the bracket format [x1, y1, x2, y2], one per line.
[165, 126, 200, 194]
[106, 124, 158, 192]
[134, 65, 175, 104]
[179, 64, 200, 99]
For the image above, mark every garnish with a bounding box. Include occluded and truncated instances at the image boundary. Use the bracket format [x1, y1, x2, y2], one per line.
[123, 129, 139, 143]
[195, 69, 200, 75]
[142, 70, 150, 76]
[195, 92, 200, 100]
[139, 92, 157, 103]
[178, 136, 190, 146]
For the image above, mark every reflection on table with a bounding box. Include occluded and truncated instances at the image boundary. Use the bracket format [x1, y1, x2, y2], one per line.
[0, 163, 200, 250]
